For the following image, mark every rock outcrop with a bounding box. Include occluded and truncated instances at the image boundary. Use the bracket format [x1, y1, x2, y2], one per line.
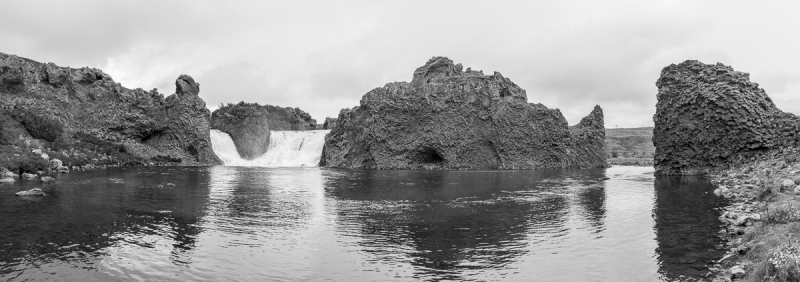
[323, 117, 337, 130]
[210, 102, 317, 159]
[321, 57, 609, 169]
[653, 60, 800, 175]
[0, 52, 221, 165]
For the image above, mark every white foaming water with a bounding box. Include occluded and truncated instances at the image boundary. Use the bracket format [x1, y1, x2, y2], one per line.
[209, 130, 244, 164]
[209, 129, 330, 167]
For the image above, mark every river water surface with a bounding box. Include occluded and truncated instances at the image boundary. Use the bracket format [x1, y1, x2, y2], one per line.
[1, 166, 727, 281]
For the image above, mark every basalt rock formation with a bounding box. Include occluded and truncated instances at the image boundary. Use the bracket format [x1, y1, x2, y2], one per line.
[210, 102, 316, 159]
[321, 57, 609, 169]
[653, 60, 800, 175]
[0, 52, 221, 165]
[323, 117, 337, 130]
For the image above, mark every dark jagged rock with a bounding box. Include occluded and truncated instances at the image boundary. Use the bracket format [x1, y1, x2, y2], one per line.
[653, 60, 800, 175]
[210, 102, 317, 159]
[321, 57, 609, 169]
[323, 117, 337, 130]
[0, 52, 221, 165]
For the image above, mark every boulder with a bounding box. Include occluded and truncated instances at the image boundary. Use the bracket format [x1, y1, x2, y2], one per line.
[653, 60, 800, 175]
[715, 186, 732, 198]
[0, 178, 15, 184]
[321, 57, 609, 169]
[22, 173, 38, 179]
[714, 186, 729, 196]
[50, 159, 63, 170]
[40, 176, 55, 183]
[730, 265, 746, 278]
[783, 179, 796, 189]
[15, 188, 45, 196]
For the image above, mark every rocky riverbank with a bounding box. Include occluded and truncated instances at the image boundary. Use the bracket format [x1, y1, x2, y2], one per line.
[704, 148, 800, 281]
[651, 60, 800, 281]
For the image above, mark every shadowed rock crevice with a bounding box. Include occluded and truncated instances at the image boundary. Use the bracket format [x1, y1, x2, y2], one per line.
[322, 56, 609, 170]
[653, 60, 800, 175]
[416, 147, 444, 164]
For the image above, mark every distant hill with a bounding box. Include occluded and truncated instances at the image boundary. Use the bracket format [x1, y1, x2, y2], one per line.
[605, 127, 654, 158]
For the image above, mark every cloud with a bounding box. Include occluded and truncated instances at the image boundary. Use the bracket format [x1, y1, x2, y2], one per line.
[1, 0, 799, 128]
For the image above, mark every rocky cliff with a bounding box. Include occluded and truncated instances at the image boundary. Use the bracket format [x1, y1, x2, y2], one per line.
[321, 57, 609, 169]
[210, 102, 316, 159]
[0, 52, 221, 166]
[653, 60, 800, 175]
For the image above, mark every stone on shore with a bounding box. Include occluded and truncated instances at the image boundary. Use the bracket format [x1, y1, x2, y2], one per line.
[730, 265, 745, 278]
[15, 188, 45, 196]
[714, 186, 731, 197]
[50, 159, 63, 170]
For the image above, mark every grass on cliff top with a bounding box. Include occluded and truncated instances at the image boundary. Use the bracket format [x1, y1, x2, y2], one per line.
[607, 157, 654, 166]
[605, 127, 654, 159]
[212, 101, 314, 130]
[605, 126, 654, 138]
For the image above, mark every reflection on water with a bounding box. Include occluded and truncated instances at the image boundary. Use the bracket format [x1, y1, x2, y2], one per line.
[0, 166, 727, 281]
[653, 176, 729, 280]
[324, 169, 607, 281]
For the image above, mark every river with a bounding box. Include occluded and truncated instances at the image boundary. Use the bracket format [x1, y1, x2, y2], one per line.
[0, 166, 727, 281]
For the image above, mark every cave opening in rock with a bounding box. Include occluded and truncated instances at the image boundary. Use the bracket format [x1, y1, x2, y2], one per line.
[417, 147, 444, 163]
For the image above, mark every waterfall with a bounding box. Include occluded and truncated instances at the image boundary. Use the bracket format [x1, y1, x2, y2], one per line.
[210, 130, 244, 165]
[209, 129, 330, 167]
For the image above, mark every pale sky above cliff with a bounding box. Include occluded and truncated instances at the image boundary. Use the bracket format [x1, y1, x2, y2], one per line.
[1, 0, 799, 128]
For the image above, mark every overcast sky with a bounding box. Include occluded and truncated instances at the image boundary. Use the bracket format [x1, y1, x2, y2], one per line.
[1, 0, 798, 128]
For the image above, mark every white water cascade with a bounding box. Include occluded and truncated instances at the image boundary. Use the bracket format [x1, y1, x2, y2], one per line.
[209, 129, 330, 167]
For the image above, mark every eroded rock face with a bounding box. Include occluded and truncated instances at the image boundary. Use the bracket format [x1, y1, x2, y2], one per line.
[323, 117, 337, 130]
[321, 57, 608, 169]
[653, 60, 800, 175]
[0, 52, 221, 165]
[210, 102, 317, 159]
